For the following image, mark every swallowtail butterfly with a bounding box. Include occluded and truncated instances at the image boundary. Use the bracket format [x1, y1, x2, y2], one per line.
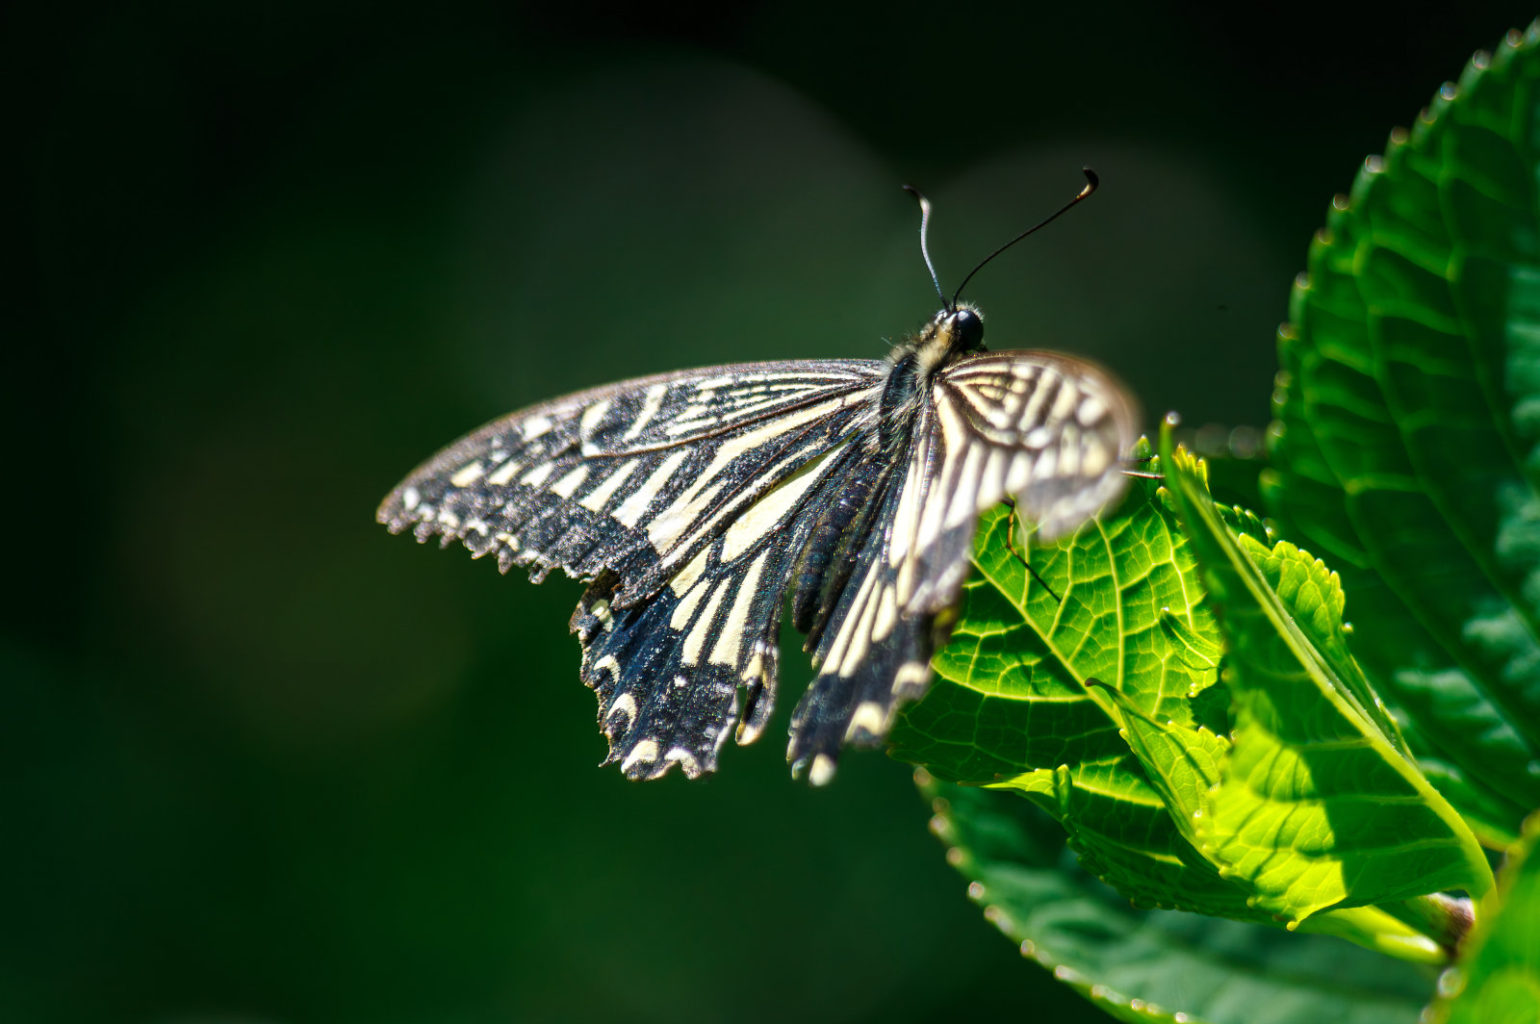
[379, 172, 1138, 785]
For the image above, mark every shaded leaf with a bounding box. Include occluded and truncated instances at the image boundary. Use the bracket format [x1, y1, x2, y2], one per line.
[1264, 22, 1540, 845]
[921, 774, 1435, 1024]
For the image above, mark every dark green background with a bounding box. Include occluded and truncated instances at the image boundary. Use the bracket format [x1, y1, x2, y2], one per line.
[9, 3, 1529, 1022]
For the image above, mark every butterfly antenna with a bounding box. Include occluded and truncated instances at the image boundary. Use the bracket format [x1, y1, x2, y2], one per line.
[950, 168, 1100, 308]
[902, 185, 949, 310]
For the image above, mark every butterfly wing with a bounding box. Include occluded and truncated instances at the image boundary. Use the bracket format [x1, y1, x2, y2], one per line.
[571, 442, 874, 777]
[378, 360, 883, 588]
[381, 350, 1135, 782]
[379, 360, 886, 777]
[938, 352, 1135, 527]
[786, 350, 1138, 781]
[903, 349, 1138, 606]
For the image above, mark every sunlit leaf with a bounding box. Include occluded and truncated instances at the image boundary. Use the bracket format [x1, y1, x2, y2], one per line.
[1163, 439, 1493, 921]
[892, 450, 1272, 920]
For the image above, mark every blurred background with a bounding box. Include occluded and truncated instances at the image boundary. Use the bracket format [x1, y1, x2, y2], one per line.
[8, 2, 1532, 1021]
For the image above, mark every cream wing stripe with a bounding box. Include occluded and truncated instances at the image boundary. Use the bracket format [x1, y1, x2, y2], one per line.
[709, 551, 770, 668]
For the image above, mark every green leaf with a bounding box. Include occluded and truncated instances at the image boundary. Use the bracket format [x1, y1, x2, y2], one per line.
[1263, 22, 1540, 845]
[921, 774, 1435, 1024]
[1430, 813, 1540, 1024]
[892, 450, 1273, 920]
[1163, 436, 1494, 921]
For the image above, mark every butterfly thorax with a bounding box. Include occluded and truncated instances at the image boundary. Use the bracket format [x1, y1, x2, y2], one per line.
[875, 305, 985, 453]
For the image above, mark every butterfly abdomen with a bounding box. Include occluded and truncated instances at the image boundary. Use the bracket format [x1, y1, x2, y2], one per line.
[790, 458, 895, 654]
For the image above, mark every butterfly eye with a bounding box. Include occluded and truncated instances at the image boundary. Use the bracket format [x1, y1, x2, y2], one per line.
[952, 309, 984, 351]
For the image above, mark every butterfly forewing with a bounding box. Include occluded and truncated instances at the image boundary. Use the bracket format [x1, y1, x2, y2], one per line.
[576, 363, 882, 455]
[379, 360, 883, 585]
[379, 360, 887, 778]
[571, 443, 873, 778]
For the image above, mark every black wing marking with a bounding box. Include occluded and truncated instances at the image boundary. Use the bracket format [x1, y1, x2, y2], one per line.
[786, 351, 1138, 782]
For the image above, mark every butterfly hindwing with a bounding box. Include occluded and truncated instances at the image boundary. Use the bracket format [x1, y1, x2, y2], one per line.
[787, 449, 935, 782]
[569, 443, 874, 778]
[570, 543, 786, 779]
[935, 351, 1136, 541]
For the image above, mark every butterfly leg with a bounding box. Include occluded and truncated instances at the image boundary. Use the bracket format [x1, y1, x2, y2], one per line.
[1000, 498, 1061, 604]
[1122, 454, 1162, 481]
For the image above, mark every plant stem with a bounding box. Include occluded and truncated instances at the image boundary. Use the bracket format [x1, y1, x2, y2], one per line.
[1380, 893, 1475, 958]
[1301, 906, 1447, 965]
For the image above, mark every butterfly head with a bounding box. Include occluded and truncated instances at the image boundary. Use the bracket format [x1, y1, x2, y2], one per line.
[943, 305, 985, 353]
[912, 303, 985, 372]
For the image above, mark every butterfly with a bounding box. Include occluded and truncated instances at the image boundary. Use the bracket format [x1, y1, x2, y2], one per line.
[378, 171, 1138, 785]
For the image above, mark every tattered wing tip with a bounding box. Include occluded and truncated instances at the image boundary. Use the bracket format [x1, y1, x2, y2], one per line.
[788, 747, 840, 786]
[735, 718, 765, 746]
[377, 481, 425, 529]
[807, 753, 837, 787]
[608, 735, 719, 781]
